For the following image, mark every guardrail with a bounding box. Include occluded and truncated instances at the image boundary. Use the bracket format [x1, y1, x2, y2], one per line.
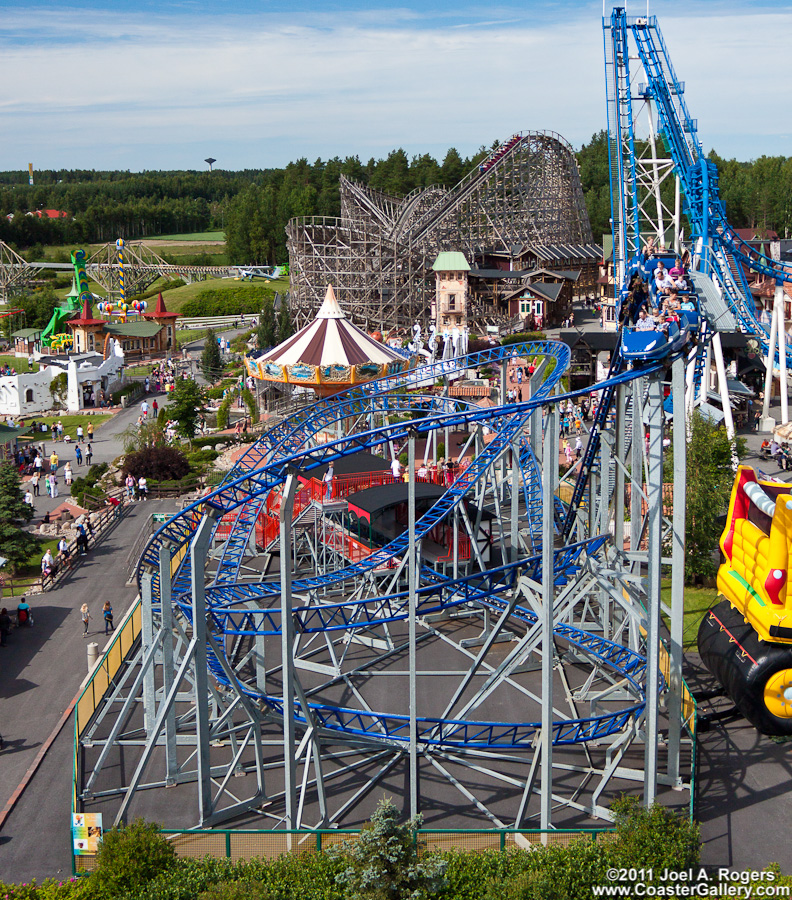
[178, 314, 261, 330]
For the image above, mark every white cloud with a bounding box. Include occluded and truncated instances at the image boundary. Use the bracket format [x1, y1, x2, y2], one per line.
[0, 4, 789, 170]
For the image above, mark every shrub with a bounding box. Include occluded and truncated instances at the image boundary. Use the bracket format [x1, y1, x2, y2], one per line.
[123, 445, 191, 481]
[500, 331, 547, 346]
[217, 397, 232, 430]
[335, 798, 446, 900]
[85, 819, 176, 898]
[198, 880, 273, 900]
[608, 796, 699, 874]
[241, 387, 258, 423]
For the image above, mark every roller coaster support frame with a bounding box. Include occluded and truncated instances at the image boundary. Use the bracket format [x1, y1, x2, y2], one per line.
[541, 405, 557, 832]
[192, 515, 214, 825]
[159, 543, 178, 785]
[528, 359, 548, 461]
[667, 355, 686, 787]
[279, 473, 299, 829]
[630, 378, 645, 573]
[711, 331, 736, 442]
[408, 426, 419, 820]
[643, 376, 664, 807]
[761, 283, 789, 429]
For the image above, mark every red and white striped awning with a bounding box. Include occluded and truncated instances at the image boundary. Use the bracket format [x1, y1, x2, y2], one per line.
[260, 286, 402, 368]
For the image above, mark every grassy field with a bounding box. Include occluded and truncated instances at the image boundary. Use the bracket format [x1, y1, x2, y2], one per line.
[0, 355, 38, 373]
[21, 413, 113, 441]
[176, 328, 210, 347]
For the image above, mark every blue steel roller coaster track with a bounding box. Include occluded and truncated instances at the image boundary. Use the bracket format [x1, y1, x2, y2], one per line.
[135, 338, 671, 752]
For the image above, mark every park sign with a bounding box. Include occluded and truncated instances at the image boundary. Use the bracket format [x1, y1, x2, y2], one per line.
[72, 812, 102, 855]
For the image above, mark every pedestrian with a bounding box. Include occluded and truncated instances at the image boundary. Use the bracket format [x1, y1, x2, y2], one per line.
[31, 471, 40, 496]
[86, 443, 93, 466]
[138, 475, 148, 500]
[57, 421, 64, 441]
[51, 474, 58, 498]
[76, 424, 84, 444]
[102, 600, 114, 634]
[390, 456, 403, 482]
[323, 463, 334, 502]
[80, 603, 91, 637]
[125, 473, 135, 500]
[58, 535, 72, 570]
[76, 523, 89, 555]
[141, 400, 148, 419]
[144, 376, 150, 394]
[75, 445, 83, 466]
[87, 421, 94, 442]
[152, 399, 158, 416]
[45, 473, 52, 497]
[16, 598, 31, 627]
[49, 450, 59, 473]
[0, 607, 11, 646]
[64, 462, 73, 487]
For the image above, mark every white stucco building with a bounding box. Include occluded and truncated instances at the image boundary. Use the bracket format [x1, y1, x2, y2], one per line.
[0, 348, 125, 416]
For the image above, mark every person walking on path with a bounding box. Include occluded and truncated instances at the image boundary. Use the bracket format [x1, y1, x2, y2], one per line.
[76, 425, 84, 444]
[50, 475, 58, 499]
[102, 600, 114, 635]
[152, 399, 158, 417]
[81, 603, 91, 637]
[31, 471, 40, 496]
[141, 400, 148, 420]
[49, 450, 58, 474]
[75, 445, 83, 466]
[0, 607, 11, 646]
[87, 421, 94, 442]
[137, 475, 148, 500]
[125, 473, 135, 500]
[64, 462, 73, 487]
[85, 443, 93, 466]
[58, 535, 72, 570]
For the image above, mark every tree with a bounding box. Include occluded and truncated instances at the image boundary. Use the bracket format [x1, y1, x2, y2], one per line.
[169, 378, 207, 441]
[257, 296, 277, 350]
[336, 798, 446, 900]
[0, 462, 39, 573]
[201, 327, 222, 381]
[89, 819, 176, 898]
[667, 411, 745, 583]
[277, 297, 294, 344]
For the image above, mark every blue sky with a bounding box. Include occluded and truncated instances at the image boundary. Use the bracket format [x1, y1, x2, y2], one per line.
[0, 0, 789, 173]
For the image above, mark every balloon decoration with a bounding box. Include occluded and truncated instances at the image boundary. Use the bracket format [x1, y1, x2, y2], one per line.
[131, 300, 147, 314]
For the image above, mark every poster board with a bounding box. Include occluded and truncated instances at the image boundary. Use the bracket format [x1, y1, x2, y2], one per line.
[72, 812, 103, 855]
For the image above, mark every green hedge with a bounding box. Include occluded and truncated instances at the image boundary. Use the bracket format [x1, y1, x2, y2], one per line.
[500, 331, 547, 346]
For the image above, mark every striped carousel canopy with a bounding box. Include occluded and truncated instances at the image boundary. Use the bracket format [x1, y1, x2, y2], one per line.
[260, 285, 403, 368]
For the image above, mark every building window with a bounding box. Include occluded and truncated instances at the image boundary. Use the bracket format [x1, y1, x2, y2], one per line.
[448, 294, 456, 310]
[535, 301, 543, 315]
[25, 388, 34, 403]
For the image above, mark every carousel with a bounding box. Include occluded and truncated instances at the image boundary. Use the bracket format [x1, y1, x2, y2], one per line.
[245, 286, 411, 397]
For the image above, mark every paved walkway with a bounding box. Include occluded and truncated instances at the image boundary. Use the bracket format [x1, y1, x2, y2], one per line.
[0, 329, 248, 880]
